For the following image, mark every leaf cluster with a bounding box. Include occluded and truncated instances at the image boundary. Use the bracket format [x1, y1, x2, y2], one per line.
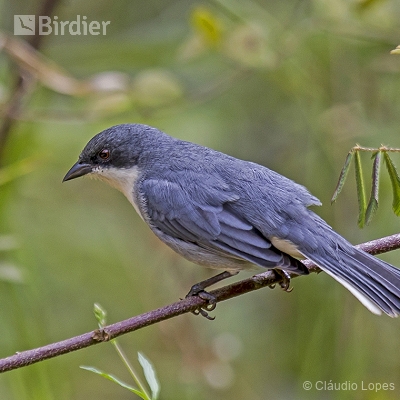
[332, 146, 400, 227]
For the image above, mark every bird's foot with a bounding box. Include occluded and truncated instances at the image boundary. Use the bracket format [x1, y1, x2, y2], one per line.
[186, 286, 217, 320]
[271, 269, 293, 292]
[184, 271, 238, 320]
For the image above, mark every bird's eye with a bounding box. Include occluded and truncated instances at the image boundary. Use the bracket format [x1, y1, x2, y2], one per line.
[98, 149, 110, 160]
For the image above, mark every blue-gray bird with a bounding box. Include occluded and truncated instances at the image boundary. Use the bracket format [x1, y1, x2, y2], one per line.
[63, 124, 400, 317]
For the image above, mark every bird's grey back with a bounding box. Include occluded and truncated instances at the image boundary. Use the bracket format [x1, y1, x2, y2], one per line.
[130, 125, 327, 254]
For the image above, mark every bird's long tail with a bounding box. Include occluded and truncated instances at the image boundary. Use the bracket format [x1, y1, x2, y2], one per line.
[302, 238, 400, 317]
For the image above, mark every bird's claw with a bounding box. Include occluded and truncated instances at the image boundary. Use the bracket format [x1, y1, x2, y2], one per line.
[271, 269, 293, 292]
[192, 307, 216, 320]
[186, 288, 217, 320]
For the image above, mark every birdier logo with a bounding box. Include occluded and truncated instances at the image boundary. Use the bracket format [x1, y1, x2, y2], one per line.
[13, 15, 110, 36]
[14, 15, 35, 35]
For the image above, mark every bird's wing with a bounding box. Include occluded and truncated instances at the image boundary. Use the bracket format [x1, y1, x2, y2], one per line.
[141, 177, 308, 274]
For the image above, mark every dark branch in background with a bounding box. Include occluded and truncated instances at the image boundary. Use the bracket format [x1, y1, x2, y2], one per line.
[0, 233, 399, 374]
[0, 0, 61, 162]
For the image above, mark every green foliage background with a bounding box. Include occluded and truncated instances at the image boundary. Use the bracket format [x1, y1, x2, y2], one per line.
[1, 0, 400, 399]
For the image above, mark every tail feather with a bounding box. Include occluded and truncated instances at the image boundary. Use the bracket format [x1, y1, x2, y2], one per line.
[317, 255, 400, 316]
[336, 254, 400, 315]
[301, 241, 400, 317]
[322, 270, 383, 315]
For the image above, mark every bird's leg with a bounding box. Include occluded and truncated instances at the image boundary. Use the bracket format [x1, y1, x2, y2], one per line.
[187, 270, 238, 297]
[186, 270, 239, 319]
[272, 269, 293, 292]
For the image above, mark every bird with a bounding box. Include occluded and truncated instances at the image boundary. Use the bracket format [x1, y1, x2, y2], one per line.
[63, 123, 400, 318]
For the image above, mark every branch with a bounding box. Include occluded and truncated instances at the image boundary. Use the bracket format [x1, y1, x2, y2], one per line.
[0, 233, 399, 373]
[0, 0, 61, 162]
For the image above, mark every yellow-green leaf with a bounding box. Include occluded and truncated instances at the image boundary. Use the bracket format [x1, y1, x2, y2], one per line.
[191, 7, 223, 46]
[80, 366, 148, 399]
[354, 150, 367, 228]
[138, 352, 160, 400]
[383, 152, 400, 216]
[93, 303, 107, 328]
[365, 152, 381, 225]
[331, 150, 354, 203]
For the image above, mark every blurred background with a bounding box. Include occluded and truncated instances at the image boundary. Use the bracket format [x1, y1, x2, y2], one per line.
[1, 0, 400, 399]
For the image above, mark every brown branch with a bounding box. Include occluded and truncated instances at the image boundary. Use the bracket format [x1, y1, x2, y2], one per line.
[0, 233, 399, 374]
[0, 0, 61, 162]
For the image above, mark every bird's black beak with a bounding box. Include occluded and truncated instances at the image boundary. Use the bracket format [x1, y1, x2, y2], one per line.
[63, 162, 93, 182]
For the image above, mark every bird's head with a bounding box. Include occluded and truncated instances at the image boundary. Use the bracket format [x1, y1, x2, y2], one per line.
[63, 123, 167, 202]
[63, 124, 145, 182]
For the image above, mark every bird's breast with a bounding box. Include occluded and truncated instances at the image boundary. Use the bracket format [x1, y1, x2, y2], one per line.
[92, 165, 144, 219]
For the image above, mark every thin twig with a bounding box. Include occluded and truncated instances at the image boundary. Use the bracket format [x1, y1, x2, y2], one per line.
[353, 144, 400, 153]
[0, 233, 399, 374]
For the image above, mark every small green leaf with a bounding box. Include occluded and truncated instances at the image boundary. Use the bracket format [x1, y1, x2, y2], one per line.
[93, 303, 107, 328]
[138, 352, 160, 400]
[383, 152, 400, 216]
[331, 150, 354, 203]
[80, 366, 147, 399]
[354, 150, 367, 228]
[365, 151, 381, 225]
